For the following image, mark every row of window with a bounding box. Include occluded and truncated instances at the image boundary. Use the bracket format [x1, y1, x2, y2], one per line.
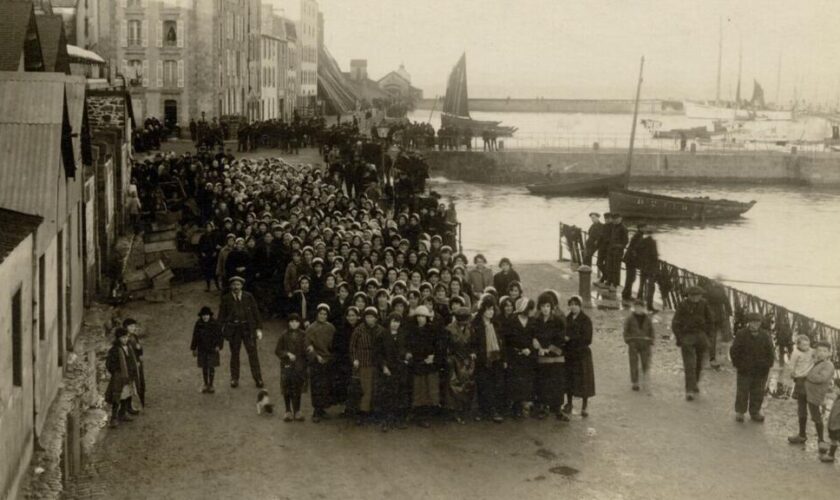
[301, 45, 317, 64]
[300, 69, 316, 86]
[124, 19, 183, 48]
[123, 59, 184, 88]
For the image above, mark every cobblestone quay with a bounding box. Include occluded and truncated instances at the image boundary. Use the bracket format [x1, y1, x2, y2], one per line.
[62, 261, 839, 500]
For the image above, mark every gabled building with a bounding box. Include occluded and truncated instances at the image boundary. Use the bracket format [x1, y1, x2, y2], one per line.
[0, 1, 45, 72]
[378, 64, 423, 102]
[0, 70, 88, 500]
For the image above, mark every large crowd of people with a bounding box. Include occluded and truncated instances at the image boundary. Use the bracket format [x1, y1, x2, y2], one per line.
[115, 119, 839, 464]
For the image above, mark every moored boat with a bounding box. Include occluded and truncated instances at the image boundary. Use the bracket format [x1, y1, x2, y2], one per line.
[526, 173, 627, 196]
[441, 53, 517, 137]
[608, 188, 756, 220]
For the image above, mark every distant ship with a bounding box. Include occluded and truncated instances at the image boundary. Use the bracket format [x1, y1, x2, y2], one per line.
[441, 53, 517, 136]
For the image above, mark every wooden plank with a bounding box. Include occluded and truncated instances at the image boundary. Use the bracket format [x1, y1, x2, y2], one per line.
[150, 221, 177, 232]
[144, 229, 178, 243]
[144, 239, 178, 254]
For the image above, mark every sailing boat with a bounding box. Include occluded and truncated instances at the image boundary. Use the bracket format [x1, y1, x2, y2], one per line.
[525, 58, 645, 197]
[441, 53, 517, 136]
[609, 57, 757, 221]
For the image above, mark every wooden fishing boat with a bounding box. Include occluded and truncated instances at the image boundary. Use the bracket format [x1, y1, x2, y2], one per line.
[526, 173, 627, 196]
[441, 53, 517, 136]
[524, 57, 644, 197]
[608, 188, 756, 220]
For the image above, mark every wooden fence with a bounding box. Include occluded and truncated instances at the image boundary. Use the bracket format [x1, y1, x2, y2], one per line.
[558, 222, 840, 360]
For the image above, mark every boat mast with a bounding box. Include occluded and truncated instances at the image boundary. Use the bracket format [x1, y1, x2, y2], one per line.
[428, 95, 438, 123]
[716, 17, 722, 104]
[626, 56, 645, 179]
[775, 51, 782, 108]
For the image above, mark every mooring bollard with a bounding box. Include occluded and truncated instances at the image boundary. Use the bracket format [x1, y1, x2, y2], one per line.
[578, 265, 593, 308]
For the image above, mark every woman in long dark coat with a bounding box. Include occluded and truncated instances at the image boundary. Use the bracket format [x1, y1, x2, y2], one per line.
[471, 297, 506, 423]
[331, 306, 360, 408]
[504, 297, 536, 418]
[190, 306, 224, 393]
[124, 318, 146, 409]
[105, 328, 139, 427]
[530, 292, 569, 420]
[564, 295, 595, 417]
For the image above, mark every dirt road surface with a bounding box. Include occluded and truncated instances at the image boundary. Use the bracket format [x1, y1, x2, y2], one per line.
[64, 252, 840, 499]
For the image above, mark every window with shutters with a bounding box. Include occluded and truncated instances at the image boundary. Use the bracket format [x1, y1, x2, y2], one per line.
[128, 20, 142, 46]
[163, 20, 177, 47]
[127, 59, 143, 86]
[163, 60, 176, 87]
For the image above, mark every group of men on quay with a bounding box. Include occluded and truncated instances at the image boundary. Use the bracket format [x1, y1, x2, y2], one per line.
[112, 119, 839, 464]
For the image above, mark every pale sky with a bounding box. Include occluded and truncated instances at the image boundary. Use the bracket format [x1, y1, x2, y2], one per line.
[276, 0, 840, 104]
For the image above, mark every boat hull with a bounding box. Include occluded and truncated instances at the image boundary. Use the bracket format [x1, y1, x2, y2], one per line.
[526, 174, 627, 197]
[608, 189, 756, 220]
[441, 113, 517, 137]
[683, 101, 751, 121]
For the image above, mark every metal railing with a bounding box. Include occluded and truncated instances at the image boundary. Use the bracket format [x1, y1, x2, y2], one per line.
[558, 221, 840, 356]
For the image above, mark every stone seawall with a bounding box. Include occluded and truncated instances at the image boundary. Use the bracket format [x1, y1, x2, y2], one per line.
[424, 150, 840, 186]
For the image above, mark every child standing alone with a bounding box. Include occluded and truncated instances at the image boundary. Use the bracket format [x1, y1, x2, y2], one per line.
[275, 313, 308, 422]
[191, 306, 223, 393]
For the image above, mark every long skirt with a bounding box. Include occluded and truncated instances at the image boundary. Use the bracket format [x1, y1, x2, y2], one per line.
[376, 366, 411, 413]
[309, 361, 333, 409]
[506, 356, 535, 403]
[331, 359, 351, 405]
[446, 356, 476, 412]
[566, 349, 596, 398]
[196, 350, 220, 368]
[535, 362, 566, 408]
[412, 372, 440, 407]
[357, 366, 375, 412]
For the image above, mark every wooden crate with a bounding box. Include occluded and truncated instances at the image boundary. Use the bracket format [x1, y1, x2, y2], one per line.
[144, 239, 178, 254]
[152, 269, 175, 289]
[144, 229, 179, 243]
[143, 259, 167, 279]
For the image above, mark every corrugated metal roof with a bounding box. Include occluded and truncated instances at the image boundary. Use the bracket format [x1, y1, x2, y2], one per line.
[67, 44, 105, 63]
[0, 74, 67, 218]
[0, 2, 35, 71]
[0, 72, 66, 124]
[0, 207, 42, 265]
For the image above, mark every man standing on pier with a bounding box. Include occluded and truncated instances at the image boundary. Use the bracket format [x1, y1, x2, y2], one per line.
[584, 212, 602, 267]
[596, 213, 613, 286]
[607, 214, 628, 292]
[671, 286, 713, 401]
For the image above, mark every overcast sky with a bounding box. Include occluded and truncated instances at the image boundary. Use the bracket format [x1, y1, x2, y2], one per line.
[276, 0, 840, 104]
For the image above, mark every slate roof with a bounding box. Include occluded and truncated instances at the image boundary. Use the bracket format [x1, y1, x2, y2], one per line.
[0, 2, 39, 71]
[35, 14, 69, 73]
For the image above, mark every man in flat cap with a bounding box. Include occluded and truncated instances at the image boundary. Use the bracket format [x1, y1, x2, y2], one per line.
[729, 312, 774, 422]
[671, 286, 713, 401]
[218, 276, 264, 388]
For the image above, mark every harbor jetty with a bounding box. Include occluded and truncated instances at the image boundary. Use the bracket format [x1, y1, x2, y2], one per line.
[425, 149, 840, 186]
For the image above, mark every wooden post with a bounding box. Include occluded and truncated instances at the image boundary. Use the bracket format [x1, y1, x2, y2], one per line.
[558, 222, 564, 262]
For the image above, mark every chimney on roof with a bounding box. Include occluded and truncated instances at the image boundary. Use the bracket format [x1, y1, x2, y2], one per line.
[350, 59, 367, 82]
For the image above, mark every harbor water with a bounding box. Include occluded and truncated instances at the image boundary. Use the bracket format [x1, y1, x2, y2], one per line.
[429, 176, 840, 327]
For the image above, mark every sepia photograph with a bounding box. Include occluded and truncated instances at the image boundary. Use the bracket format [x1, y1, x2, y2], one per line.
[1, 0, 840, 498]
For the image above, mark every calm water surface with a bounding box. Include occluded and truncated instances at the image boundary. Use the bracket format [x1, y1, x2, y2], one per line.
[429, 177, 840, 326]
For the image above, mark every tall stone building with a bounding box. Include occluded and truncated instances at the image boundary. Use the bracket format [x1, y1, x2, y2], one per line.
[298, 0, 318, 112]
[259, 4, 288, 121]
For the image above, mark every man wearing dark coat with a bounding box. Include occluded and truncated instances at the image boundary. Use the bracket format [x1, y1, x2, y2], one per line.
[671, 286, 713, 400]
[596, 213, 613, 285]
[636, 225, 660, 311]
[218, 276, 264, 388]
[584, 212, 603, 267]
[621, 224, 646, 301]
[729, 312, 775, 422]
[606, 214, 629, 289]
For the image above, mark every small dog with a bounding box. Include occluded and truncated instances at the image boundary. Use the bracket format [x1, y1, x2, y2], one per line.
[256, 390, 274, 415]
